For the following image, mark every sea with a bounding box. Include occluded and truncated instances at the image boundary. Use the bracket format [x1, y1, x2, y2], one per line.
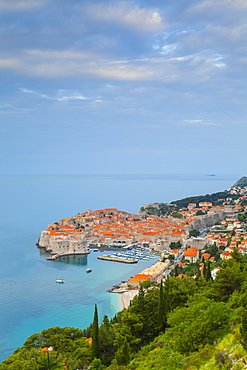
[0, 173, 240, 361]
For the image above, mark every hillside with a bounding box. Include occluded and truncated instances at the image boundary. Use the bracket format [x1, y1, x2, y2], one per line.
[2, 248, 247, 369]
[233, 176, 247, 188]
[140, 176, 247, 216]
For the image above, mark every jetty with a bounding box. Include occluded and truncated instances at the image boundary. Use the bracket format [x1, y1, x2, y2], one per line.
[46, 251, 89, 261]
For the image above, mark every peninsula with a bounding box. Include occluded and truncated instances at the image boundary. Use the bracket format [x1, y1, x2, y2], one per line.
[37, 177, 247, 262]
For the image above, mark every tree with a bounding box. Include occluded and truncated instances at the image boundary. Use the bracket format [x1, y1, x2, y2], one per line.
[174, 264, 179, 277]
[206, 260, 212, 281]
[166, 295, 231, 354]
[211, 259, 246, 301]
[89, 358, 105, 369]
[240, 309, 247, 351]
[99, 315, 115, 366]
[92, 305, 100, 359]
[115, 338, 130, 366]
[189, 229, 200, 237]
[158, 280, 166, 332]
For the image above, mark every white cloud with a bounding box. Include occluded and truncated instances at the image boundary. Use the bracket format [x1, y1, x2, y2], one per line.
[160, 44, 177, 55]
[20, 88, 51, 99]
[87, 2, 163, 32]
[184, 119, 215, 126]
[19, 87, 98, 103]
[57, 91, 88, 102]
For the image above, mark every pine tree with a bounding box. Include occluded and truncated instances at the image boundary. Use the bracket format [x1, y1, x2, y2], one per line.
[92, 304, 100, 359]
[115, 338, 130, 366]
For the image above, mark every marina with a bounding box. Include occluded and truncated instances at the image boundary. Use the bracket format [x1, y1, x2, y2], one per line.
[95, 245, 159, 264]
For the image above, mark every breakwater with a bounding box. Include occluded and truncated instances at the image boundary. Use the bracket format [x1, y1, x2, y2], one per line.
[97, 255, 138, 264]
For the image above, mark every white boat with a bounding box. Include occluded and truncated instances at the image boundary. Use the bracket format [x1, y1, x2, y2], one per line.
[86, 268, 92, 273]
[56, 278, 65, 284]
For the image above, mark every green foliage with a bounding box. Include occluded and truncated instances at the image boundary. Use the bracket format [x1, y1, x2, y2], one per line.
[165, 295, 231, 354]
[240, 310, 247, 351]
[189, 229, 200, 237]
[3, 236, 247, 370]
[0, 327, 91, 369]
[211, 258, 246, 302]
[140, 206, 160, 216]
[115, 338, 130, 366]
[234, 177, 247, 188]
[90, 357, 106, 369]
[128, 341, 186, 369]
[206, 260, 213, 281]
[140, 280, 151, 289]
[170, 191, 229, 209]
[196, 210, 206, 215]
[169, 241, 182, 249]
[172, 212, 183, 219]
[238, 212, 247, 222]
[182, 261, 200, 277]
[158, 280, 166, 332]
[92, 304, 100, 359]
[99, 315, 115, 365]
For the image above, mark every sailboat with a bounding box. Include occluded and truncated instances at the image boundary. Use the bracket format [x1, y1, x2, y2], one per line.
[56, 278, 65, 283]
[56, 274, 65, 283]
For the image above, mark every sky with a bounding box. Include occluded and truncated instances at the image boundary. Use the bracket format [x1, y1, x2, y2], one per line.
[0, 0, 246, 176]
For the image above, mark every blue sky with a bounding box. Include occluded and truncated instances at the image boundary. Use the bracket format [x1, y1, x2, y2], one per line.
[0, 0, 246, 176]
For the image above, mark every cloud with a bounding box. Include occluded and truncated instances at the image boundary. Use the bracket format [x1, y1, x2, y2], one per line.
[57, 90, 88, 102]
[184, 119, 216, 126]
[20, 88, 51, 99]
[190, 0, 247, 16]
[20, 87, 96, 103]
[160, 44, 177, 54]
[25, 49, 94, 60]
[0, 0, 46, 11]
[86, 1, 163, 33]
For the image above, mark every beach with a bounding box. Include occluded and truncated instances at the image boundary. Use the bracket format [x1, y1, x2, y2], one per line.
[120, 290, 139, 309]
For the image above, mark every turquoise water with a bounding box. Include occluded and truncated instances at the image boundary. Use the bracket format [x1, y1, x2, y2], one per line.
[0, 174, 239, 361]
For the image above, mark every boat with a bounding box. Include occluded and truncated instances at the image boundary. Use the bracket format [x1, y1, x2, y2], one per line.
[56, 278, 65, 284]
[86, 268, 92, 273]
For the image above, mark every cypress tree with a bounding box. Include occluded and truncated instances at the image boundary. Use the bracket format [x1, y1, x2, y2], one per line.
[158, 280, 166, 331]
[137, 285, 145, 313]
[92, 304, 100, 359]
[164, 276, 171, 314]
[203, 261, 207, 278]
[174, 264, 179, 277]
[206, 260, 212, 281]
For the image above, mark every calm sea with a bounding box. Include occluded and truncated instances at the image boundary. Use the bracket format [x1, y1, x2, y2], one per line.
[0, 174, 239, 361]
